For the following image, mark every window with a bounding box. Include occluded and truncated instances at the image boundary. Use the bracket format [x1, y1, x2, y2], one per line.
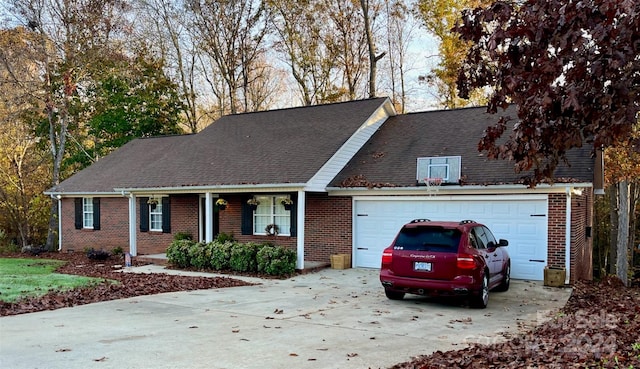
[252, 195, 291, 236]
[83, 198, 94, 229]
[140, 197, 170, 233]
[150, 202, 163, 232]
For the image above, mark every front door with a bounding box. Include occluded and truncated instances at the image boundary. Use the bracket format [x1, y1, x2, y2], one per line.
[200, 197, 220, 241]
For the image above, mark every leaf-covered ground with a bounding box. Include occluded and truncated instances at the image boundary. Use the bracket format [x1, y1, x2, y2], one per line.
[0, 252, 253, 316]
[1, 252, 639, 368]
[391, 277, 640, 369]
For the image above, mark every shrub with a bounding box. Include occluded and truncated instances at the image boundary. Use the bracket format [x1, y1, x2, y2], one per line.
[173, 232, 193, 241]
[189, 242, 213, 270]
[112, 246, 124, 256]
[210, 241, 234, 270]
[166, 239, 195, 268]
[229, 242, 260, 272]
[86, 248, 111, 260]
[257, 245, 296, 276]
[214, 232, 234, 243]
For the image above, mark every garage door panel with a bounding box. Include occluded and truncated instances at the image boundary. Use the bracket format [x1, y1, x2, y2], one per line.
[354, 198, 548, 280]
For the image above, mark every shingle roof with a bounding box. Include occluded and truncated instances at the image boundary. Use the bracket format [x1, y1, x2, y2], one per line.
[51, 98, 390, 193]
[331, 106, 594, 187]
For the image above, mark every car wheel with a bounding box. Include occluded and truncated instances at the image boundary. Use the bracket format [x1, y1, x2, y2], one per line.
[471, 272, 489, 309]
[494, 263, 510, 292]
[384, 288, 405, 300]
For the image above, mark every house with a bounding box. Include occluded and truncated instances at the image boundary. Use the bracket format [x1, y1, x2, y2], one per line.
[46, 98, 595, 282]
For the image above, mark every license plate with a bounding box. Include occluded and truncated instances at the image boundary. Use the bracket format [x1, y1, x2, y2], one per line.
[414, 262, 432, 271]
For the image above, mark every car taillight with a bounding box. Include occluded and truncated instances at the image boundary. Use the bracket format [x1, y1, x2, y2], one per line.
[457, 255, 477, 270]
[381, 250, 393, 266]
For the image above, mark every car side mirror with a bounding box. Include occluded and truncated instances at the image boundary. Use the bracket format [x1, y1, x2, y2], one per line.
[498, 239, 509, 247]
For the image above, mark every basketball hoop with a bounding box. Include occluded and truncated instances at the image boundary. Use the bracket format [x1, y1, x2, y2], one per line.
[423, 177, 443, 196]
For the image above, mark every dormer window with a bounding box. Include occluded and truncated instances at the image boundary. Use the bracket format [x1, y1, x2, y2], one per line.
[417, 156, 461, 184]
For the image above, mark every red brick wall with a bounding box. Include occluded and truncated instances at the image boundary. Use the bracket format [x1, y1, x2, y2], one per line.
[61, 195, 200, 255]
[136, 195, 199, 255]
[217, 193, 353, 263]
[547, 193, 566, 269]
[547, 191, 594, 282]
[303, 194, 352, 263]
[60, 197, 129, 253]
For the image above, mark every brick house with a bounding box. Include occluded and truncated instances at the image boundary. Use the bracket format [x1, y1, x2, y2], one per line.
[46, 98, 596, 282]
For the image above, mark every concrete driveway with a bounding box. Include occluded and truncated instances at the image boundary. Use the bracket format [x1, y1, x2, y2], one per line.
[0, 267, 571, 369]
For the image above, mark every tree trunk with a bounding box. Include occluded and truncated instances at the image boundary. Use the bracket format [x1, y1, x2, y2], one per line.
[360, 0, 384, 98]
[616, 180, 630, 286]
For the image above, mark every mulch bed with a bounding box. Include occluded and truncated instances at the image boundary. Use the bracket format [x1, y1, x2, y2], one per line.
[0, 251, 254, 316]
[390, 276, 640, 369]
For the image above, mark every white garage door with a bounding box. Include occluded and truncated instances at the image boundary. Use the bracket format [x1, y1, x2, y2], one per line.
[353, 196, 548, 280]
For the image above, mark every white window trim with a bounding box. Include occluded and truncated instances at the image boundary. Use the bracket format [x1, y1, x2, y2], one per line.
[149, 201, 163, 232]
[82, 198, 94, 229]
[253, 195, 291, 236]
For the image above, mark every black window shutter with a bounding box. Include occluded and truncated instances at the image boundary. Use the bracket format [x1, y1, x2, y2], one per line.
[162, 196, 171, 233]
[74, 198, 82, 229]
[290, 194, 297, 237]
[140, 197, 149, 232]
[93, 198, 101, 230]
[241, 196, 253, 235]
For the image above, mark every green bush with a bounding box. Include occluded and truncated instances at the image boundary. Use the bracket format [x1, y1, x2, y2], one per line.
[214, 232, 234, 243]
[257, 245, 296, 276]
[229, 242, 260, 272]
[189, 242, 212, 270]
[166, 239, 195, 268]
[210, 241, 234, 270]
[112, 246, 124, 255]
[173, 232, 193, 241]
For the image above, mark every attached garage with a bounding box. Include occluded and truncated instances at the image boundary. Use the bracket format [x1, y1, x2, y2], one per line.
[353, 195, 549, 280]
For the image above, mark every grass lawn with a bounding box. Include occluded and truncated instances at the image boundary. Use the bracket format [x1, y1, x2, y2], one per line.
[0, 258, 106, 303]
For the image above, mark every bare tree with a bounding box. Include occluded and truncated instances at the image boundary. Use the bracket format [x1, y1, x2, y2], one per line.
[266, 0, 341, 105]
[381, 0, 415, 113]
[135, 0, 203, 133]
[327, 0, 368, 100]
[360, 0, 385, 98]
[187, 0, 271, 114]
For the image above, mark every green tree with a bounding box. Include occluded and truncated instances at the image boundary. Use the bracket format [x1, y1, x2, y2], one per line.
[65, 52, 186, 170]
[416, 0, 491, 108]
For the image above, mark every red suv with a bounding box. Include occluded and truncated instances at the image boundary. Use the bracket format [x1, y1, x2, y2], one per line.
[379, 219, 510, 308]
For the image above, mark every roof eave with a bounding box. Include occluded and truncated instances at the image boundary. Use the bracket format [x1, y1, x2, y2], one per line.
[327, 182, 593, 196]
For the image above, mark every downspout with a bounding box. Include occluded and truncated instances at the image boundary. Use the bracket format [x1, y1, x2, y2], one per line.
[296, 191, 306, 270]
[565, 187, 572, 284]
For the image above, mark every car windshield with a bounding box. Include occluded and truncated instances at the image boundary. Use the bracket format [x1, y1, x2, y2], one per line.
[394, 226, 461, 252]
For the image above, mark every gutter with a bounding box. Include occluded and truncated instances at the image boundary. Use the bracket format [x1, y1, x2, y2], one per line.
[114, 183, 308, 194]
[327, 183, 593, 196]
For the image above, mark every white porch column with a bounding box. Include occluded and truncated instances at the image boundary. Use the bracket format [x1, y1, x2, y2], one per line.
[205, 192, 214, 243]
[296, 191, 306, 269]
[128, 194, 137, 256]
